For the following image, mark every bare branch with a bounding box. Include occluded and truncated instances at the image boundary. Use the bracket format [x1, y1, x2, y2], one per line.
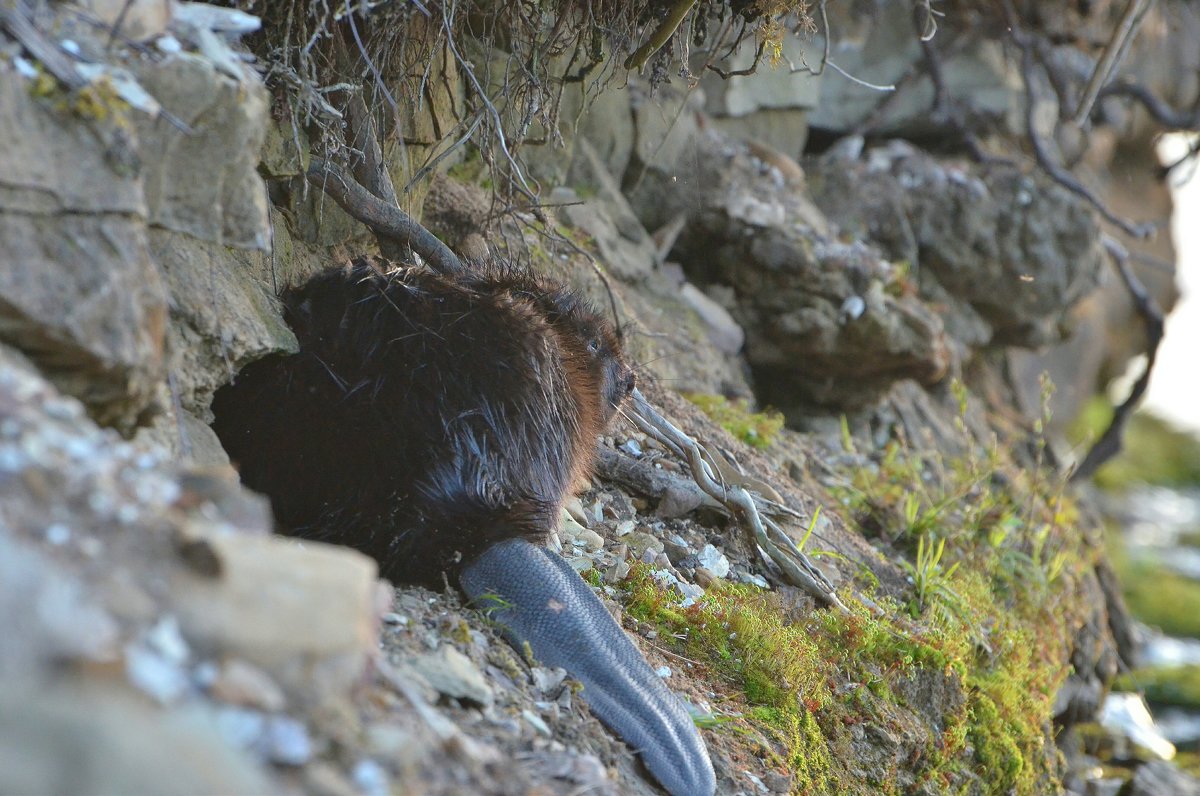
[706, 40, 765, 79]
[1098, 81, 1200, 131]
[1002, 2, 1155, 239]
[1072, 0, 1155, 126]
[1071, 236, 1165, 481]
[1, 2, 86, 89]
[826, 60, 896, 92]
[626, 390, 847, 611]
[306, 159, 465, 275]
[624, 0, 697, 72]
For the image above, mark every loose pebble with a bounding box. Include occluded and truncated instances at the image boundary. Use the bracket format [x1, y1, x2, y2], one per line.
[209, 658, 287, 712]
[697, 544, 731, 578]
[410, 645, 494, 708]
[125, 642, 189, 704]
[262, 715, 312, 766]
[351, 760, 389, 796]
[522, 709, 552, 737]
[44, 523, 71, 546]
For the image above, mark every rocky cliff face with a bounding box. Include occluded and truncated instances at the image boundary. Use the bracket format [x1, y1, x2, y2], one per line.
[0, 2, 1194, 794]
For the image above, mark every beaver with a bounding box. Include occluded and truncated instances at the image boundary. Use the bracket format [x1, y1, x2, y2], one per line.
[212, 257, 634, 587]
[211, 257, 715, 796]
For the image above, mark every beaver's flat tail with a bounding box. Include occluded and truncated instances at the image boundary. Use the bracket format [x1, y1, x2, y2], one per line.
[460, 539, 716, 796]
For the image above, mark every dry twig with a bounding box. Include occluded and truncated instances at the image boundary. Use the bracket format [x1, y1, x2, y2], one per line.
[1071, 235, 1165, 481]
[306, 159, 464, 275]
[1002, 1, 1155, 239]
[1072, 0, 1155, 126]
[1, 2, 86, 89]
[627, 390, 847, 611]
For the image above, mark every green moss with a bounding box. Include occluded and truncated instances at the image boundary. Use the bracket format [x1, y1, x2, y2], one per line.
[1176, 751, 1200, 779]
[26, 66, 133, 130]
[1070, 400, 1200, 490]
[614, 379, 1085, 793]
[964, 620, 1064, 794]
[828, 381, 1077, 793]
[1115, 666, 1200, 709]
[620, 549, 1073, 792]
[622, 569, 836, 790]
[682, 393, 785, 449]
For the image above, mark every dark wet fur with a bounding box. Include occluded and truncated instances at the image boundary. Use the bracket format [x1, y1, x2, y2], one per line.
[211, 257, 633, 589]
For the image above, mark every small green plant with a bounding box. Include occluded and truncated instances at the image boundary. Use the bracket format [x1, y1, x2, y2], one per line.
[900, 534, 962, 617]
[683, 393, 784, 449]
[827, 375, 1082, 792]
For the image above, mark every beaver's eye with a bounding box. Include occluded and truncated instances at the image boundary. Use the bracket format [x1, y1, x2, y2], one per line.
[587, 339, 601, 354]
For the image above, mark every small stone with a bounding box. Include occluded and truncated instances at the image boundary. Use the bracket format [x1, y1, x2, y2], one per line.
[577, 528, 605, 551]
[303, 763, 360, 796]
[168, 535, 379, 704]
[410, 646, 493, 708]
[365, 723, 416, 757]
[615, 520, 636, 537]
[560, 513, 590, 543]
[677, 581, 705, 607]
[522, 709, 552, 737]
[351, 760, 389, 796]
[655, 666, 672, 679]
[382, 612, 409, 627]
[652, 569, 681, 589]
[566, 555, 594, 573]
[209, 659, 287, 712]
[736, 571, 771, 589]
[619, 439, 643, 457]
[743, 771, 769, 793]
[44, 524, 71, 546]
[145, 616, 189, 664]
[262, 715, 311, 766]
[1100, 692, 1176, 761]
[124, 643, 189, 704]
[531, 667, 568, 695]
[697, 544, 730, 578]
[604, 558, 631, 585]
[563, 497, 589, 528]
[764, 770, 794, 793]
[664, 537, 691, 564]
[536, 750, 611, 789]
[626, 532, 664, 559]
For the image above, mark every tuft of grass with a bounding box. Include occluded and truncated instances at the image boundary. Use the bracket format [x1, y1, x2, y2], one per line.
[620, 554, 1070, 793]
[682, 393, 785, 449]
[621, 567, 836, 791]
[610, 375, 1088, 792]
[899, 534, 961, 618]
[826, 377, 1078, 792]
